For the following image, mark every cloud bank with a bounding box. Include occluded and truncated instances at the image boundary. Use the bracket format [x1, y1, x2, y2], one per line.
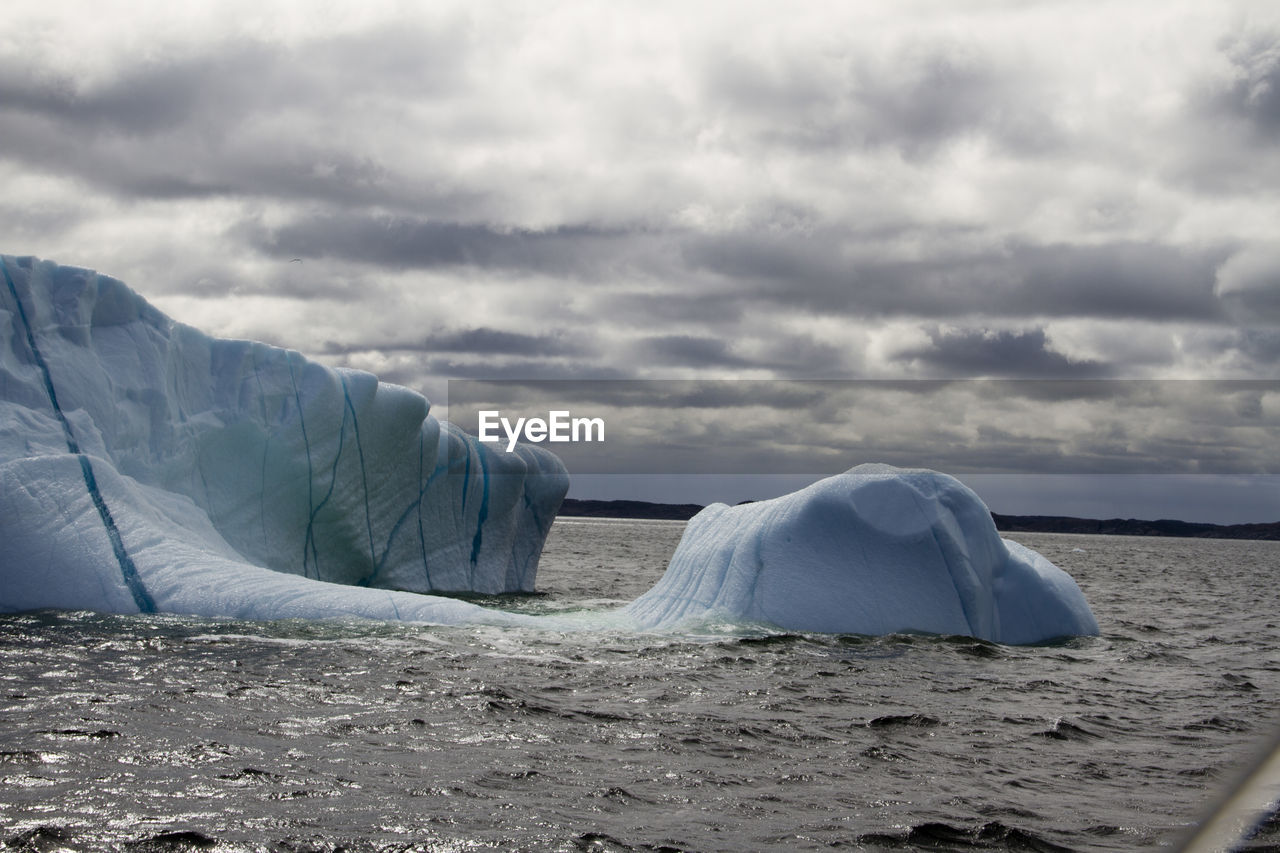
[1, 1, 1276, 516]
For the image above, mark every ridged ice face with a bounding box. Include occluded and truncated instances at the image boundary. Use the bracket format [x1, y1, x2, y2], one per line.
[1, 254, 568, 621]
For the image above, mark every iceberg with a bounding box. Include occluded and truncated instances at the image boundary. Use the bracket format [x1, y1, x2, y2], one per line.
[623, 464, 1100, 644]
[0, 254, 566, 621]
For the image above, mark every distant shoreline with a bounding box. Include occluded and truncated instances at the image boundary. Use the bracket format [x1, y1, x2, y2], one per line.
[558, 498, 1280, 540]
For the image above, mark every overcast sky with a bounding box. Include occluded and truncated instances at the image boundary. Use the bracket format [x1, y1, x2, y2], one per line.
[2, 1, 1277, 519]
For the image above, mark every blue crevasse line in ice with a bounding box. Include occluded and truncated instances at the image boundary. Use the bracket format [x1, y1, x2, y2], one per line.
[455, 442, 482, 585]
[460, 446, 471, 515]
[743, 518, 765, 612]
[1, 257, 80, 453]
[309, 399, 348, 580]
[1, 257, 155, 614]
[298, 364, 354, 582]
[287, 355, 318, 579]
[416, 433, 432, 588]
[469, 446, 491, 585]
[194, 444, 217, 529]
[511, 489, 552, 590]
[77, 454, 157, 614]
[340, 375, 377, 571]
[251, 349, 272, 544]
[358, 470, 421, 587]
[359, 441, 445, 589]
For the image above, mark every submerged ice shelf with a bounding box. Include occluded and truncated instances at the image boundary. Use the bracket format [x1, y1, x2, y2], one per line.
[1, 254, 1098, 643]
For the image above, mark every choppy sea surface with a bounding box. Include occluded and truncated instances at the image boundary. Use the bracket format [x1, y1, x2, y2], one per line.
[2, 519, 1279, 852]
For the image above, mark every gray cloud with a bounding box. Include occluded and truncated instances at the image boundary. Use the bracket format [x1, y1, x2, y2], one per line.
[319, 327, 586, 358]
[243, 212, 640, 276]
[1237, 328, 1280, 363]
[0, 42, 278, 134]
[700, 39, 1062, 158]
[1214, 31, 1280, 137]
[630, 335, 754, 369]
[595, 290, 747, 326]
[1215, 245, 1280, 322]
[421, 358, 629, 382]
[893, 327, 1111, 378]
[427, 328, 586, 358]
[0, 23, 472, 133]
[0, 25, 480, 212]
[1011, 242, 1228, 320]
[684, 233, 1229, 322]
[752, 335, 852, 376]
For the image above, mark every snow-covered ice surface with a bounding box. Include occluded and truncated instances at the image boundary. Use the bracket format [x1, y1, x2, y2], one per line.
[1, 254, 565, 624]
[625, 464, 1099, 644]
[1, 254, 1096, 644]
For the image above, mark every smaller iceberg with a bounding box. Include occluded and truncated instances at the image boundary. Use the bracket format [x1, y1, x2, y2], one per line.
[624, 464, 1099, 644]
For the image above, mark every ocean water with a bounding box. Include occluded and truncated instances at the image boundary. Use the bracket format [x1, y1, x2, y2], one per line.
[1, 518, 1279, 852]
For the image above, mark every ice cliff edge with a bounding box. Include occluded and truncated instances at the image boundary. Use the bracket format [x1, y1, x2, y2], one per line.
[1, 254, 567, 620]
[624, 464, 1100, 644]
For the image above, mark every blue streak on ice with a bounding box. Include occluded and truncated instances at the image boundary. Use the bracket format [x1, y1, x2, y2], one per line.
[357, 433, 444, 589]
[1, 257, 155, 614]
[287, 355, 318, 579]
[469, 446, 490, 587]
[289, 359, 358, 582]
[416, 433, 432, 588]
[744, 520, 765, 615]
[1, 257, 79, 453]
[77, 455, 156, 614]
[305, 382, 350, 582]
[339, 376, 377, 571]
[251, 348, 272, 544]
[460, 448, 471, 515]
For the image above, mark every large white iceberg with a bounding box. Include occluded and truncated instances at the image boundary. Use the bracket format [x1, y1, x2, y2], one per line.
[0, 254, 566, 622]
[624, 464, 1100, 644]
